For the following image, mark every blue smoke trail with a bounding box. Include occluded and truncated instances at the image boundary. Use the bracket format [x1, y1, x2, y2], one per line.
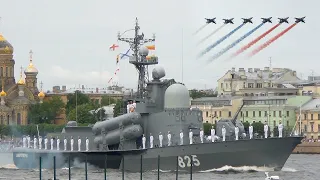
[208, 23, 264, 63]
[198, 23, 245, 58]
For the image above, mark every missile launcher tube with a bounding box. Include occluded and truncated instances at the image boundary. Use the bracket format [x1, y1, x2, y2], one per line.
[94, 124, 143, 145]
[92, 112, 142, 134]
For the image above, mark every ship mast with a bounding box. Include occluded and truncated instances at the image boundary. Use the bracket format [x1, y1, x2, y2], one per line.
[117, 18, 158, 99]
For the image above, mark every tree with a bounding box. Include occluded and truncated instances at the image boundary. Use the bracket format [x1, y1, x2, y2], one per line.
[189, 89, 217, 99]
[28, 96, 65, 124]
[242, 121, 250, 133]
[66, 90, 90, 114]
[101, 96, 117, 106]
[67, 103, 95, 124]
[113, 100, 123, 117]
[203, 123, 215, 135]
[252, 122, 264, 136]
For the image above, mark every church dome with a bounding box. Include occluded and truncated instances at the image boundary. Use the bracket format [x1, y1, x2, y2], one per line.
[164, 83, 190, 109]
[0, 90, 7, 97]
[38, 91, 45, 98]
[24, 50, 38, 74]
[0, 34, 14, 54]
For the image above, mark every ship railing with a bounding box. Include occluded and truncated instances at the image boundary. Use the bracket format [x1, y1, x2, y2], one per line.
[37, 154, 196, 180]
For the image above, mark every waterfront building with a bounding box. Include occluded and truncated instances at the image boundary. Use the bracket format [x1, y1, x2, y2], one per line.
[240, 96, 312, 131]
[217, 67, 300, 96]
[191, 96, 243, 124]
[296, 98, 320, 139]
[0, 34, 44, 125]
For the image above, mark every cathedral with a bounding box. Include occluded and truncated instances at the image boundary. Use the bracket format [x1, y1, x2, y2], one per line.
[0, 33, 45, 125]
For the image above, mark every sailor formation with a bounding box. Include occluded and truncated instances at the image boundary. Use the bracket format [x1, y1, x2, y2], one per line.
[140, 121, 285, 149]
[21, 136, 90, 151]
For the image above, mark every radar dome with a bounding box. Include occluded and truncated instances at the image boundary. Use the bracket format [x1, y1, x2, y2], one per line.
[164, 83, 190, 109]
[139, 46, 149, 56]
[152, 66, 165, 80]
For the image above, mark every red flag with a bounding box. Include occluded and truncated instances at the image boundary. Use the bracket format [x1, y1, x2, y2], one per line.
[109, 44, 119, 51]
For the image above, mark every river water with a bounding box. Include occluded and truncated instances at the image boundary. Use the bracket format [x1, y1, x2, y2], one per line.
[0, 153, 319, 180]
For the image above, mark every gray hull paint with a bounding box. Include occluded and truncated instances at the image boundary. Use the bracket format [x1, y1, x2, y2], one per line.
[13, 137, 302, 171]
[122, 137, 302, 172]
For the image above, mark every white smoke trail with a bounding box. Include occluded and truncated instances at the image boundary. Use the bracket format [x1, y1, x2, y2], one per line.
[193, 24, 208, 36]
[197, 24, 226, 46]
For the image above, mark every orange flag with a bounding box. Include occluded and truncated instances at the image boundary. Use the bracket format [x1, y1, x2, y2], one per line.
[146, 45, 155, 50]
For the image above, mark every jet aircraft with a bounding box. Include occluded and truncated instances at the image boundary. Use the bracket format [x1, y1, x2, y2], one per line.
[223, 18, 234, 24]
[295, 17, 306, 23]
[242, 17, 253, 24]
[278, 17, 289, 23]
[205, 18, 216, 24]
[261, 17, 272, 23]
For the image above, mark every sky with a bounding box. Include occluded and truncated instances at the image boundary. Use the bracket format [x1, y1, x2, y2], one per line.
[0, 0, 317, 91]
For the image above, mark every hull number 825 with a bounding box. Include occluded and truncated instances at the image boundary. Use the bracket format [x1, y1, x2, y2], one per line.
[178, 155, 200, 168]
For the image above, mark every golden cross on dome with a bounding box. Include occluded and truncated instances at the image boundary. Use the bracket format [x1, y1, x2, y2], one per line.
[29, 50, 33, 61]
[40, 81, 43, 91]
[20, 66, 23, 76]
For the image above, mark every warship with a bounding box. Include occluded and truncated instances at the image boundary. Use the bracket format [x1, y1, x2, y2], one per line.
[12, 18, 303, 172]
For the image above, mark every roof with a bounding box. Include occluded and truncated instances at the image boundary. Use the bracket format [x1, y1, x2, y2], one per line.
[192, 96, 242, 102]
[243, 96, 291, 101]
[301, 98, 320, 111]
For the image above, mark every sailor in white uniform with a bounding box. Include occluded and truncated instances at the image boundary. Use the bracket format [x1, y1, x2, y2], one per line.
[27, 135, 31, 148]
[57, 137, 60, 151]
[210, 126, 215, 142]
[149, 133, 154, 148]
[235, 126, 239, 140]
[78, 136, 81, 151]
[34, 136, 37, 149]
[86, 137, 89, 151]
[249, 123, 254, 139]
[159, 132, 163, 148]
[167, 131, 172, 146]
[70, 136, 74, 151]
[126, 101, 132, 114]
[64, 137, 67, 151]
[50, 137, 54, 150]
[142, 134, 146, 149]
[44, 136, 48, 150]
[179, 130, 184, 145]
[189, 129, 193, 144]
[22, 136, 27, 148]
[222, 125, 226, 142]
[39, 136, 42, 150]
[278, 121, 284, 138]
[200, 128, 204, 143]
[264, 121, 269, 138]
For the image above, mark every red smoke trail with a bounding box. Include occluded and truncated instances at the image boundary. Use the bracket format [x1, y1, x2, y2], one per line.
[248, 23, 297, 57]
[230, 23, 281, 58]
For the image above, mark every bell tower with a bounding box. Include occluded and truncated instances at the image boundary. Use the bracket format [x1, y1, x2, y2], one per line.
[0, 34, 16, 86]
[24, 50, 39, 93]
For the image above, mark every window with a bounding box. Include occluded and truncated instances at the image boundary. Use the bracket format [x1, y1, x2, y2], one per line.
[318, 113, 320, 120]
[206, 111, 208, 117]
[246, 111, 248, 117]
[318, 124, 320, 132]
[206, 121, 208, 123]
[273, 120, 276, 127]
[17, 113, 21, 125]
[304, 114, 307, 120]
[273, 111, 276, 117]
[248, 83, 254, 88]
[304, 125, 307, 132]
[221, 83, 223, 88]
[286, 121, 289, 127]
[311, 114, 314, 120]
[219, 111, 221, 117]
[228, 111, 232, 117]
[310, 122, 314, 132]
[7, 115, 9, 125]
[279, 111, 282, 117]
[264, 111, 267, 117]
[259, 111, 261, 117]
[286, 111, 289, 117]
[243, 82, 246, 88]
[253, 111, 255, 117]
[5, 67, 8, 77]
[240, 111, 243, 117]
[256, 83, 262, 88]
[214, 111, 217, 117]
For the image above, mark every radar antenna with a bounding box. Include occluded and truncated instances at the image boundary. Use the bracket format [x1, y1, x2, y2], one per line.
[117, 18, 158, 99]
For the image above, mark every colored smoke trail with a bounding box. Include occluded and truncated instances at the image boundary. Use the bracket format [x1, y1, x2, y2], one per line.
[230, 23, 281, 58]
[197, 24, 226, 45]
[193, 24, 208, 35]
[198, 23, 245, 58]
[248, 23, 297, 57]
[208, 23, 264, 63]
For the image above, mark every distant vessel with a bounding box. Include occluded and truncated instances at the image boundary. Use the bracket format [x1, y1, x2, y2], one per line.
[13, 18, 302, 172]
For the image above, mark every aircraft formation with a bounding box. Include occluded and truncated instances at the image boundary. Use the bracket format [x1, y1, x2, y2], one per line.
[195, 17, 306, 63]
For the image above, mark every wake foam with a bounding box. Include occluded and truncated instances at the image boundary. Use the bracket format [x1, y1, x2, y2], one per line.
[0, 164, 17, 169]
[199, 165, 275, 173]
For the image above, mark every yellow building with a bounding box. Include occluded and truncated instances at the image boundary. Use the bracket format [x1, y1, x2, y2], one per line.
[0, 34, 44, 125]
[217, 67, 300, 96]
[296, 98, 320, 139]
[191, 96, 243, 124]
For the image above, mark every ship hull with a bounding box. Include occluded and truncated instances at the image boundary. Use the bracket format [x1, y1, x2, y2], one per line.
[13, 137, 302, 171]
